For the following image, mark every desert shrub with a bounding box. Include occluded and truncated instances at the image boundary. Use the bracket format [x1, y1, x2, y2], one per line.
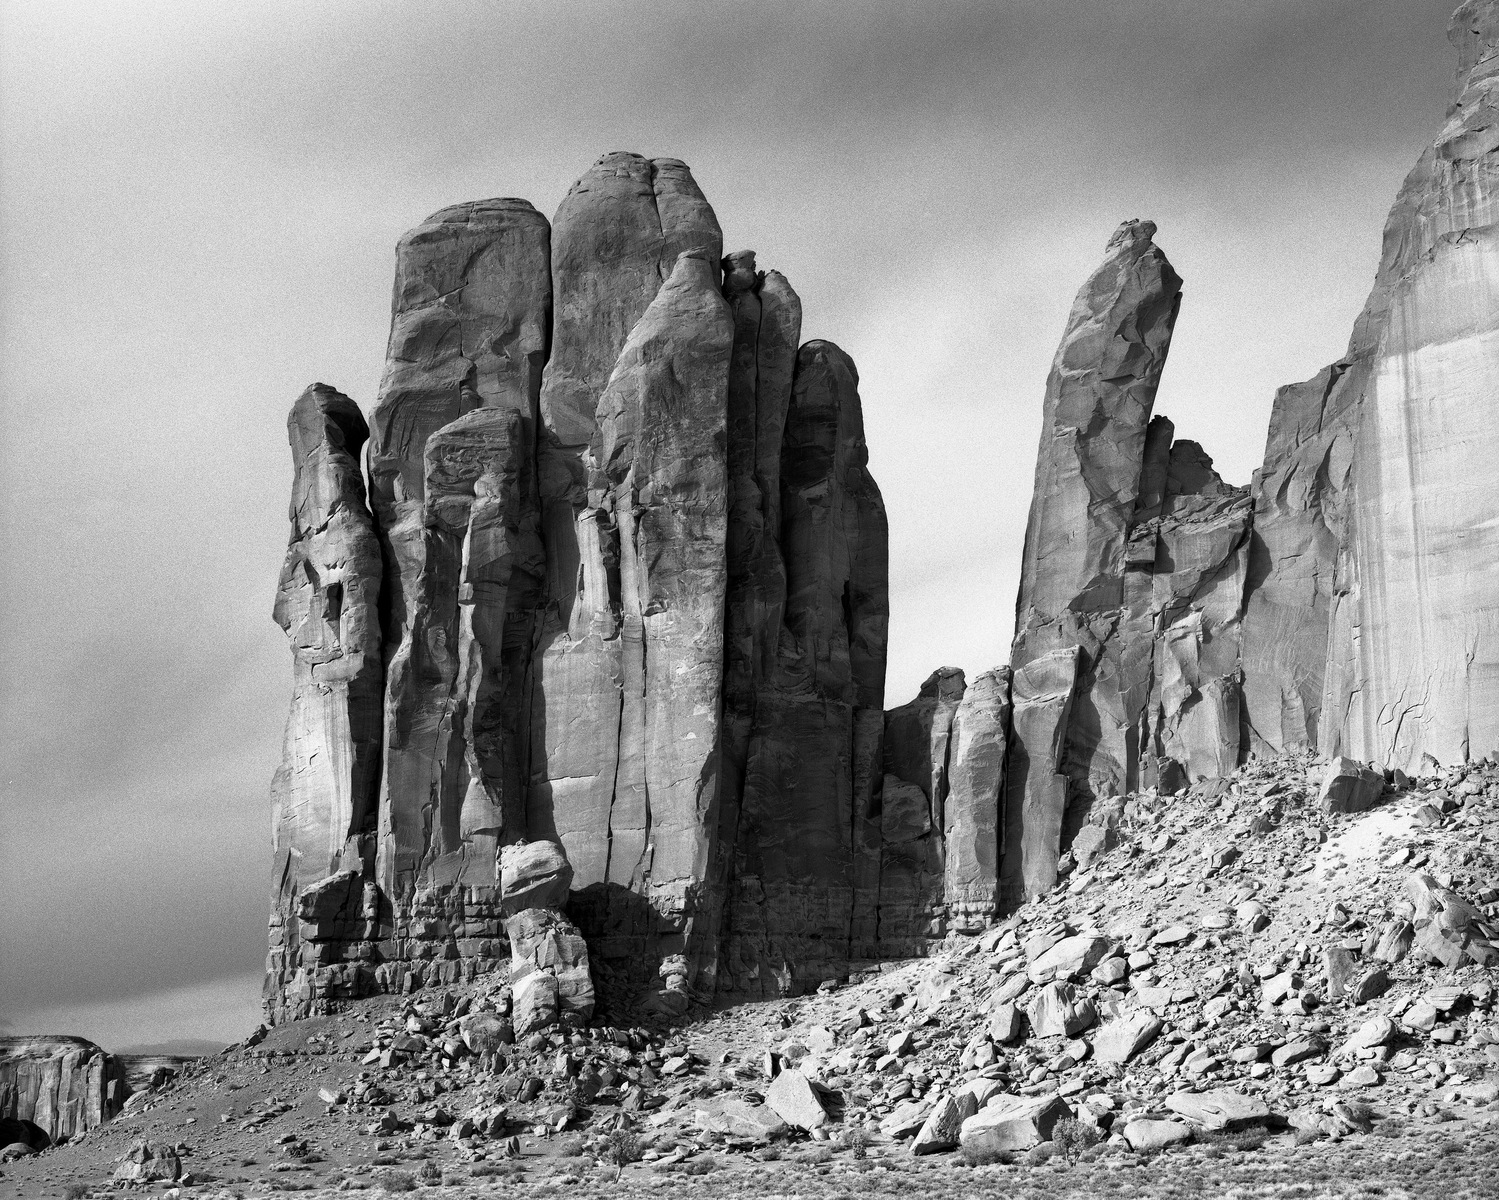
[840, 1126, 869, 1159]
[798, 1145, 834, 1165]
[960, 1141, 1014, 1167]
[601, 1129, 643, 1180]
[471, 1160, 525, 1179]
[1053, 1118, 1102, 1163]
[63, 1186, 89, 1200]
[757, 1145, 783, 1161]
[381, 1172, 418, 1194]
[1294, 1127, 1322, 1147]
[552, 1135, 585, 1157]
[678, 1154, 720, 1175]
[415, 1159, 442, 1184]
[1200, 1127, 1268, 1152]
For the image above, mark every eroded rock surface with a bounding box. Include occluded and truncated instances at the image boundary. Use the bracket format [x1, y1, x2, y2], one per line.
[268, 385, 384, 1019]
[1243, 1, 1499, 772]
[0, 1037, 124, 1144]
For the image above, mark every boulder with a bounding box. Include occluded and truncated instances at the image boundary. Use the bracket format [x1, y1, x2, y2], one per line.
[505, 907, 594, 1030]
[1318, 758, 1385, 815]
[988, 1002, 1024, 1044]
[499, 842, 573, 914]
[912, 1091, 978, 1155]
[764, 1069, 828, 1130]
[958, 1093, 1072, 1154]
[1027, 983, 1096, 1038]
[113, 1141, 182, 1183]
[1123, 1118, 1192, 1152]
[1028, 934, 1113, 983]
[694, 1097, 787, 1142]
[1165, 1089, 1270, 1131]
[1093, 1010, 1163, 1064]
[880, 1100, 933, 1140]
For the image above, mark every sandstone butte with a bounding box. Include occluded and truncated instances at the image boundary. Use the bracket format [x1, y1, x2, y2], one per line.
[253, 0, 1499, 1027]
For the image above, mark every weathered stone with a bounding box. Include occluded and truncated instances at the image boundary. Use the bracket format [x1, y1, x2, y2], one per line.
[364, 202, 550, 979]
[944, 668, 1012, 930]
[1000, 647, 1080, 904]
[505, 907, 594, 1030]
[267, 385, 384, 1020]
[500, 841, 573, 915]
[1123, 1118, 1192, 1152]
[1318, 758, 1385, 815]
[764, 1069, 828, 1130]
[380, 407, 529, 902]
[880, 1100, 933, 1139]
[1407, 872, 1497, 967]
[1165, 1089, 1270, 1131]
[1374, 919, 1414, 964]
[912, 1090, 978, 1155]
[113, 1141, 181, 1183]
[1323, 944, 1358, 997]
[958, 1093, 1072, 1154]
[459, 1013, 513, 1055]
[1093, 1010, 1163, 1064]
[1348, 967, 1391, 1005]
[988, 1002, 1024, 1044]
[0, 1037, 123, 1145]
[1027, 982, 1096, 1038]
[1028, 934, 1113, 983]
[879, 669, 965, 953]
[1009, 219, 1184, 831]
[693, 1096, 787, 1142]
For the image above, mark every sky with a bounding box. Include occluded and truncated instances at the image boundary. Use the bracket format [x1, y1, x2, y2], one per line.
[0, 0, 1461, 1050]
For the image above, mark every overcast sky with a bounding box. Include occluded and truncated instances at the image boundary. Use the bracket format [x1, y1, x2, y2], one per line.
[0, 0, 1459, 1049]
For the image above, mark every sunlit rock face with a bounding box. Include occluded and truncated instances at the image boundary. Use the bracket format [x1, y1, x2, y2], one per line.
[0, 1037, 125, 1144]
[267, 384, 384, 1019]
[1244, 0, 1499, 772]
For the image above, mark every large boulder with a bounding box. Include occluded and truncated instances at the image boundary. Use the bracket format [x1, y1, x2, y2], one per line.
[500, 842, 573, 914]
[958, 1093, 1072, 1154]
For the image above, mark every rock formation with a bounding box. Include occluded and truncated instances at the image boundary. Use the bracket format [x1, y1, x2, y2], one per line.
[268, 153, 889, 1020]
[721, 340, 889, 995]
[267, 384, 384, 1015]
[1242, 0, 1499, 772]
[0, 1037, 124, 1144]
[261, 1, 1499, 1025]
[999, 221, 1252, 903]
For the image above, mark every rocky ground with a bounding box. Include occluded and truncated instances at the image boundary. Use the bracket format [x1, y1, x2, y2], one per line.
[4, 750, 1498, 1199]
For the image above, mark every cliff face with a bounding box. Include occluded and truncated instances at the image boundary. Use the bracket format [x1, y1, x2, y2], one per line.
[0, 1037, 125, 1145]
[1242, 0, 1499, 773]
[268, 154, 889, 1021]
